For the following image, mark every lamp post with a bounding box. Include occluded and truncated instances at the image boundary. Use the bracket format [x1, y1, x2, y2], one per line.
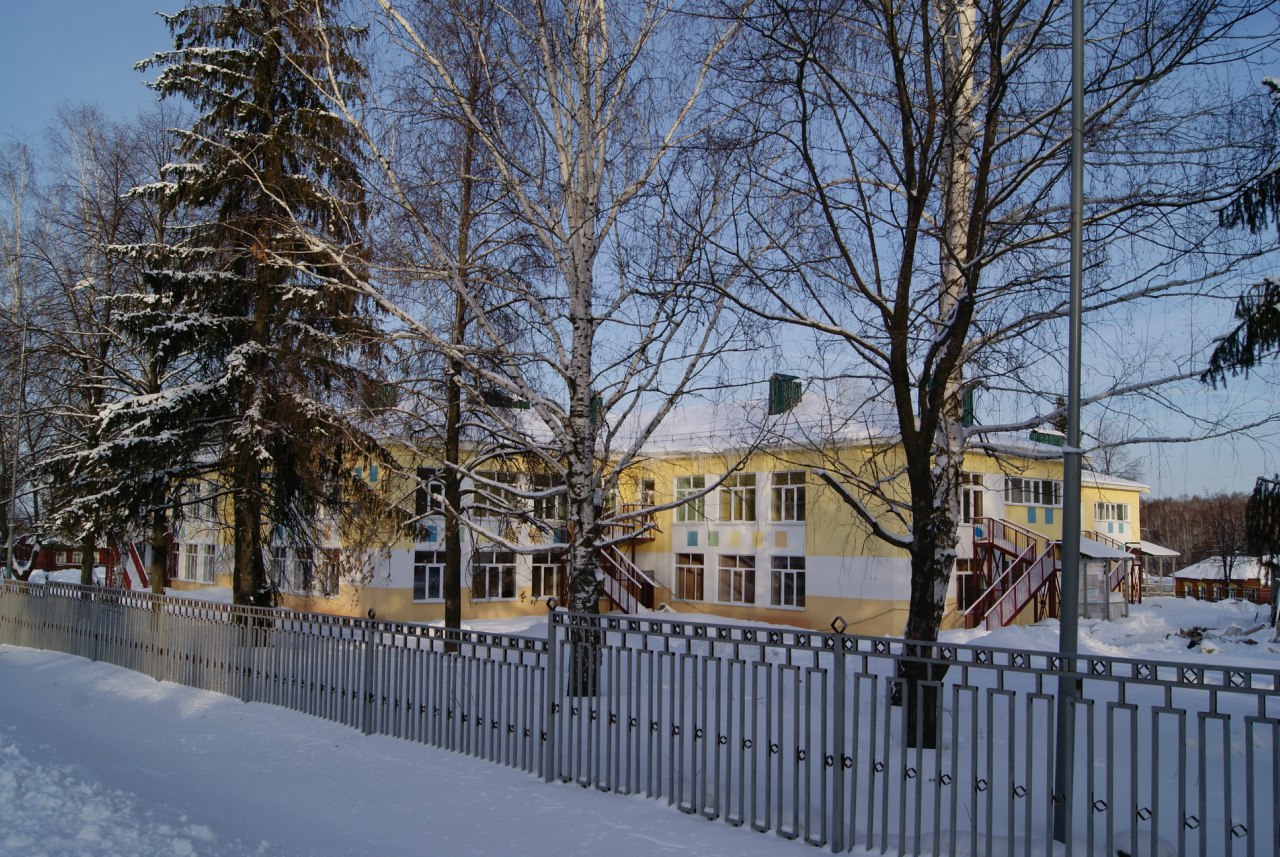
[1053, 0, 1085, 844]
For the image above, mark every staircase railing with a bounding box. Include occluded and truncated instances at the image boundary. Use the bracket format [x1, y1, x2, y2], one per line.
[126, 543, 149, 590]
[973, 516, 1046, 559]
[962, 540, 1039, 629]
[982, 543, 1061, 630]
[598, 545, 658, 613]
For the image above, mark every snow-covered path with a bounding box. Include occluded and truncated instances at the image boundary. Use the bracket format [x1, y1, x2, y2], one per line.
[0, 646, 818, 857]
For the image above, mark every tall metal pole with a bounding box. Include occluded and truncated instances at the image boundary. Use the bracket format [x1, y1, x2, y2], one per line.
[1053, 0, 1086, 844]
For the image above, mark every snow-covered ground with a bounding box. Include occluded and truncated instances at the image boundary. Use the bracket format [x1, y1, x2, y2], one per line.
[1, 597, 1273, 857]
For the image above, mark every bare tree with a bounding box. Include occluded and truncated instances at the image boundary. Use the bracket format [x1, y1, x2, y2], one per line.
[303, 0, 753, 667]
[717, 0, 1277, 744]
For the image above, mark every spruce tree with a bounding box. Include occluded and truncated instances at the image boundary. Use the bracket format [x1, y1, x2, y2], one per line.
[133, 0, 384, 607]
[1204, 78, 1280, 384]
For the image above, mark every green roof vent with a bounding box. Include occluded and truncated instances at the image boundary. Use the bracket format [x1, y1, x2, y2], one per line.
[768, 373, 802, 415]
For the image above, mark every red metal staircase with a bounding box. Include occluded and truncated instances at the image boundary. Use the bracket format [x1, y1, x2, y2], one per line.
[964, 517, 1061, 630]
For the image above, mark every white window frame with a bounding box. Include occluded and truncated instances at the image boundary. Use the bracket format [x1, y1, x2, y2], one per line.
[717, 554, 756, 605]
[719, 473, 757, 523]
[472, 550, 516, 601]
[770, 555, 806, 608]
[413, 550, 444, 602]
[201, 543, 216, 583]
[771, 471, 806, 522]
[1004, 477, 1062, 507]
[675, 553, 705, 601]
[531, 551, 564, 600]
[675, 476, 706, 523]
[181, 543, 199, 581]
[530, 474, 568, 522]
[1094, 502, 1130, 521]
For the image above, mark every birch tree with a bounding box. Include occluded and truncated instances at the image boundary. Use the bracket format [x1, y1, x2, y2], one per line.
[308, 0, 751, 659]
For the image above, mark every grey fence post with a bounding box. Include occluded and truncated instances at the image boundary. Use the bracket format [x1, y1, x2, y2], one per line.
[544, 598, 559, 784]
[830, 617, 848, 854]
[362, 610, 377, 736]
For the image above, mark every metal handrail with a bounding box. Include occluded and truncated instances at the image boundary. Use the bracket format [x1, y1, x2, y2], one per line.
[598, 544, 657, 612]
[983, 543, 1062, 630]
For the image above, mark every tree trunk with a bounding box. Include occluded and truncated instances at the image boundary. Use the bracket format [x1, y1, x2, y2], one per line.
[443, 357, 463, 650]
[79, 530, 95, 587]
[148, 506, 168, 595]
[232, 453, 270, 609]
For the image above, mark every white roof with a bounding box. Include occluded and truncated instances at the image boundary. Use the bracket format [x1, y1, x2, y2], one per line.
[1079, 538, 1132, 560]
[1173, 557, 1267, 581]
[1134, 540, 1179, 558]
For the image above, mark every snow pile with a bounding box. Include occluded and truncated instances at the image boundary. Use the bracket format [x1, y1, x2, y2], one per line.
[943, 595, 1278, 667]
[0, 731, 255, 857]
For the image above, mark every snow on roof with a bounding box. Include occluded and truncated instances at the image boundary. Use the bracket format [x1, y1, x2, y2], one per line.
[1082, 470, 1151, 492]
[1173, 557, 1269, 581]
[1134, 539, 1179, 557]
[630, 378, 899, 456]
[1079, 538, 1132, 560]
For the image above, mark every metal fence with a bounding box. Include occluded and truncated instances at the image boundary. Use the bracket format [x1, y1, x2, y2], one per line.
[2, 580, 1277, 856]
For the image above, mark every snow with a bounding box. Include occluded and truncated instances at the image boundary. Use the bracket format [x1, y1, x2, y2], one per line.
[0, 597, 1273, 856]
[0, 649, 820, 857]
[942, 595, 1279, 667]
[1172, 556, 1271, 581]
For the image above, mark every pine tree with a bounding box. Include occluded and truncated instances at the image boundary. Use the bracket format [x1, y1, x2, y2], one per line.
[1204, 78, 1280, 384]
[132, 0, 384, 607]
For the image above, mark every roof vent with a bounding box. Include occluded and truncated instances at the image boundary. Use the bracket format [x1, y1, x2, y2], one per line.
[768, 373, 802, 415]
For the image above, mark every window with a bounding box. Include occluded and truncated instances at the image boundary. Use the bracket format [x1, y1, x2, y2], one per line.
[295, 547, 315, 594]
[675, 553, 705, 601]
[770, 555, 806, 608]
[414, 550, 444, 601]
[638, 478, 656, 508]
[181, 544, 199, 581]
[1094, 502, 1129, 521]
[954, 558, 978, 611]
[771, 472, 806, 522]
[675, 476, 706, 522]
[719, 474, 757, 522]
[475, 471, 520, 517]
[960, 472, 984, 523]
[201, 544, 216, 583]
[717, 555, 756, 604]
[1004, 477, 1062, 507]
[531, 551, 564, 600]
[269, 545, 288, 587]
[472, 550, 516, 600]
[530, 474, 568, 522]
[415, 468, 446, 516]
[319, 550, 340, 597]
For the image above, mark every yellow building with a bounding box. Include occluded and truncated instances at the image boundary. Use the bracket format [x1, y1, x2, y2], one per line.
[158, 400, 1152, 636]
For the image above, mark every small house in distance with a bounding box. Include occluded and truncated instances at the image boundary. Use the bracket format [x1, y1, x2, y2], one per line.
[1173, 557, 1273, 605]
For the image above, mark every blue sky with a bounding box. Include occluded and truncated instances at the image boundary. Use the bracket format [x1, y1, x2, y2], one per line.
[0, 1, 169, 140]
[1, 1, 1277, 499]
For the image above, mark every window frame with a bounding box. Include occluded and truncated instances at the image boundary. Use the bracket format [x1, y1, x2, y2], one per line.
[413, 550, 445, 602]
[472, 549, 517, 601]
[770, 471, 806, 522]
[674, 475, 706, 523]
[769, 555, 806, 609]
[1003, 477, 1063, 507]
[718, 473, 757, 523]
[531, 551, 564, 600]
[717, 554, 757, 605]
[675, 552, 705, 601]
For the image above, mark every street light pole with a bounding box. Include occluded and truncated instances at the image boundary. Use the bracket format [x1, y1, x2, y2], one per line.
[1053, 0, 1086, 844]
